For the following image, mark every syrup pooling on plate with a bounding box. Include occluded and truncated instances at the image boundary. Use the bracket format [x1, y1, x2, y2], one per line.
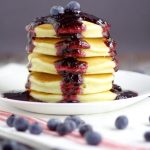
[3, 84, 138, 103]
[3, 91, 39, 102]
[111, 84, 138, 100]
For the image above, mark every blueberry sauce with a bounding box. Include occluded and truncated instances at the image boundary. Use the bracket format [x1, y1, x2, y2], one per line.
[104, 38, 117, 57]
[54, 57, 87, 102]
[26, 32, 35, 53]
[3, 84, 138, 103]
[111, 84, 138, 100]
[3, 91, 42, 102]
[25, 11, 110, 37]
[55, 57, 88, 74]
[55, 39, 90, 57]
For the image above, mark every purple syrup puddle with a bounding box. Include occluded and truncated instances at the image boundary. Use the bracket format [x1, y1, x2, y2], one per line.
[3, 91, 37, 102]
[111, 84, 138, 100]
[2, 84, 138, 103]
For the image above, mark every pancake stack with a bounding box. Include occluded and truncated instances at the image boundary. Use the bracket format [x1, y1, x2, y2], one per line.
[25, 1, 118, 103]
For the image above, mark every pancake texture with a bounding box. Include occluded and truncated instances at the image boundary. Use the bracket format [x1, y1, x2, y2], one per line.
[28, 53, 116, 74]
[34, 21, 105, 38]
[32, 38, 114, 57]
[30, 90, 117, 103]
[28, 72, 114, 94]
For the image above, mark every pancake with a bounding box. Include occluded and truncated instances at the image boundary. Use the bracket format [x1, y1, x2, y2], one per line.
[27, 72, 114, 94]
[34, 21, 107, 38]
[30, 90, 117, 103]
[30, 38, 116, 57]
[28, 53, 116, 74]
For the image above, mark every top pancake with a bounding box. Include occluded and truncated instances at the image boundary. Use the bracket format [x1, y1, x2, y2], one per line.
[33, 21, 106, 38]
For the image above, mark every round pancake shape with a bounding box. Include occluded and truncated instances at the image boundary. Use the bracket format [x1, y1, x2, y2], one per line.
[34, 21, 104, 38]
[30, 90, 117, 103]
[28, 53, 116, 74]
[27, 72, 114, 94]
[31, 38, 114, 57]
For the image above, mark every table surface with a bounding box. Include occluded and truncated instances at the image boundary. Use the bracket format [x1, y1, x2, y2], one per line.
[0, 97, 150, 149]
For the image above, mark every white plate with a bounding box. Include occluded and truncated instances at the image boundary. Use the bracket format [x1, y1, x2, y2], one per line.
[0, 64, 150, 115]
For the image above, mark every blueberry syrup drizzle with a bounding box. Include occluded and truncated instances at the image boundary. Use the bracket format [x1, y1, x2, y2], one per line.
[25, 11, 111, 55]
[55, 39, 90, 57]
[55, 57, 88, 74]
[55, 57, 87, 102]
[104, 38, 117, 57]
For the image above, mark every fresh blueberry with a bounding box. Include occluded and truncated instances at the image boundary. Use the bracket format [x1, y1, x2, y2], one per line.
[50, 6, 64, 16]
[6, 114, 16, 127]
[14, 117, 29, 132]
[144, 132, 150, 142]
[115, 115, 128, 129]
[65, 1, 80, 11]
[79, 124, 93, 136]
[85, 131, 102, 145]
[47, 119, 61, 131]
[56, 123, 71, 136]
[29, 122, 43, 135]
[2, 140, 19, 150]
[64, 120, 77, 132]
[65, 116, 84, 128]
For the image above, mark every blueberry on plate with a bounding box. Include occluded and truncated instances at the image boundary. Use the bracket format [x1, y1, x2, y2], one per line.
[65, 116, 84, 128]
[50, 6, 64, 16]
[85, 131, 102, 145]
[64, 119, 77, 132]
[65, 1, 80, 11]
[14, 117, 29, 132]
[47, 118, 61, 131]
[115, 115, 128, 129]
[79, 124, 93, 136]
[6, 114, 17, 127]
[144, 132, 150, 142]
[56, 123, 71, 136]
[29, 122, 43, 135]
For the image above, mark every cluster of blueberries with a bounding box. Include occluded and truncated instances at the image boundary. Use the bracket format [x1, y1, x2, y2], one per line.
[6, 114, 150, 148]
[6, 114, 43, 135]
[47, 116, 102, 145]
[6, 114, 102, 146]
[49, 1, 80, 17]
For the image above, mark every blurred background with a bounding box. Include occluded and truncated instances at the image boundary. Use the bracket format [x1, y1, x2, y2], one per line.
[0, 0, 150, 73]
